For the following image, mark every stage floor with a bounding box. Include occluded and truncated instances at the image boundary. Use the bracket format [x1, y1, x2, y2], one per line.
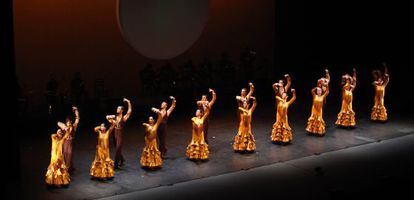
[19, 106, 414, 200]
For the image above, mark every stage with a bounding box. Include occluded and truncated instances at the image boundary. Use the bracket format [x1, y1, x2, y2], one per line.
[19, 105, 414, 200]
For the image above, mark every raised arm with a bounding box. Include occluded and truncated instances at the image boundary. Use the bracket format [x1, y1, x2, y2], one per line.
[272, 83, 279, 95]
[154, 112, 163, 128]
[122, 98, 132, 122]
[383, 73, 390, 86]
[325, 69, 330, 83]
[249, 97, 257, 113]
[57, 122, 68, 131]
[202, 106, 211, 121]
[352, 68, 357, 87]
[72, 107, 80, 130]
[197, 100, 205, 107]
[94, 126, 100, 133]
[107, 121, 116, 134]
[322, 85, 330, 98]
[288, 89, 296, 105]
[167, 96, 176, 116]
[151, 107, 161, 114]
[311, 87, 317, 97]
[142, 123, 150, 130]
[284, 74, 291, 91]
[245, 82, 254, 100]
[236, 96, 243, 102]
[208, 89, 217, 108]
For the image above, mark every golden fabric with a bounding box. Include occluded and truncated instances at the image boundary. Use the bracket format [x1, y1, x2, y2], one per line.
[186, 107, 210, 160]
[45, 134, 70, 186]
[233, 101, 256, 152]
[371, 85, 387, 121]
[140, 123, 162, 168]
[336, 83, 356, 127]
[90, 128, 114, 179]
[271, 95, 295, 143]
[306, 88, 329, 135]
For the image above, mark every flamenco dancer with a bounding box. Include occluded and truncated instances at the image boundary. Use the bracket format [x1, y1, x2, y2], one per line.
[90, 116, 116, 180]
[61, 106, 79, 172]
[371, 64, 389, 122]
[196, 88, 217, 144]
[140, 108, 164, 169]
[236, 82, 254, 120]
[45, 128, 71, 187]
[155, 96, 177, 158]
[111, 98, 132, 169]
[317, 69, 330, 95]
[273, 74, 291, 97]
[186, 101, 212, 160]
[233, 96, 257, 152]
[306, 69, 330, 136]
[271, 88, 296, 144]
[335, 68, 357, 128]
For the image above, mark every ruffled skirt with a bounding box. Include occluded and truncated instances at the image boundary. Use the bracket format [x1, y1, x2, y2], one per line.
[371, 105, 387, 121]
[186, 142, 209, 160]
[306, 116, 326, 135]
[335, 110, 356, 127]
[271, 121, 292, 143]
[45, 160, 70, 186]
[140, 145, 162, 169]
[90, 147, 114, 179]
[233, 132, 256, 152]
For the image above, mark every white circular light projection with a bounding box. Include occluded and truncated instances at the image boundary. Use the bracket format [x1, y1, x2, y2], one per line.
[117, 0, 210, 60]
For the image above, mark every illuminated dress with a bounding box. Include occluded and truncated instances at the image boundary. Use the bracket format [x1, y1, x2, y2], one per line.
[45, 129, 71, 186]
[335, 69, 357, 127]
[371, 68, 389, 122]
[186, 105, 211, 160]
[140, 110, 163, 169]
[90, 121, 116, 179]
[271, 89, 296, 143]
[233, 97, 257, 152]
[306, 69, 330, 135]
[306, 87, 329, 135]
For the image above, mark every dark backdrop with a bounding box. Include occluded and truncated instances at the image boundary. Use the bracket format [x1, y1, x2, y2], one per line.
[274, 0, 413, 115]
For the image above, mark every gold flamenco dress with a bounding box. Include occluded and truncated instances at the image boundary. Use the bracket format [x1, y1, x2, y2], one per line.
[271, 94, 296, 143]
[90, 125, 115, 179]
[186, 107, 210, 160]
[335, 83, 356, 127]
[371, 84, 387, 121]
[233, 100, 256, 152]
[140, 116, 163, 169]
[45, 133, 70, 186]
[306, 88, 329, 135]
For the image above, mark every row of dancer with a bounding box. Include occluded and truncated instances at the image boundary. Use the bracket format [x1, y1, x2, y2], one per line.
[45, 67, 389, 186]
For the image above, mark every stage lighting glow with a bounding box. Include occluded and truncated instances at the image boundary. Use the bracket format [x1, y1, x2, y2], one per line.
[117, 0, 210, 60]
